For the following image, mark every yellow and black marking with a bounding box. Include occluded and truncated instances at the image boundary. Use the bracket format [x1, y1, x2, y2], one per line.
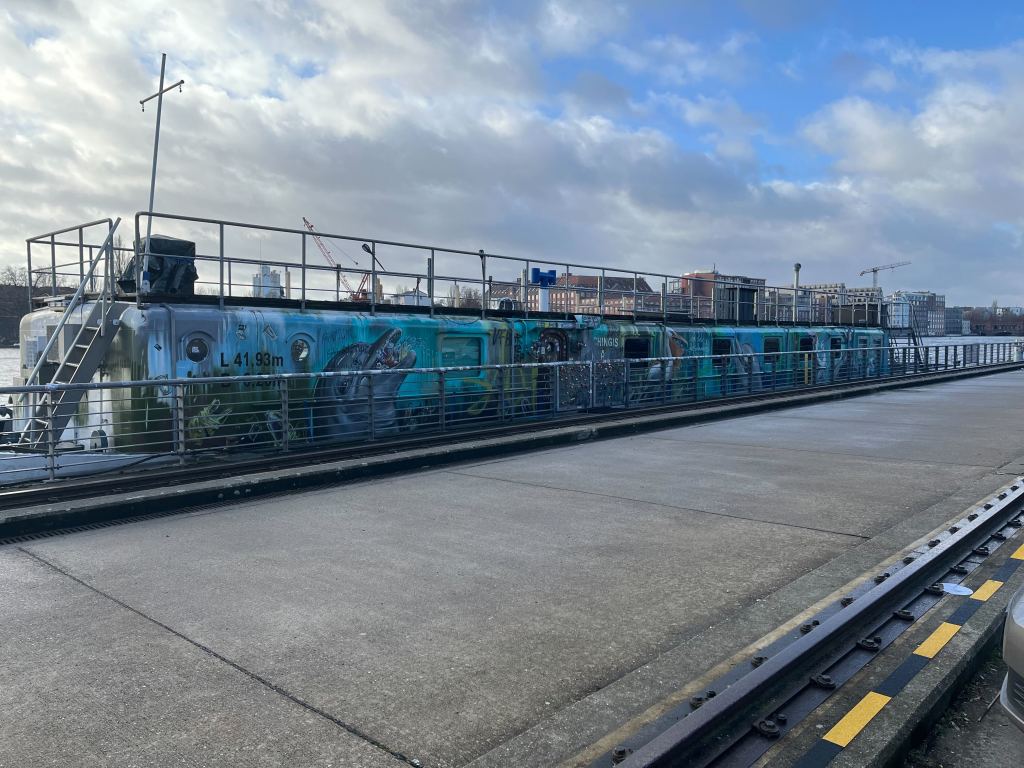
[794, 543, 1024, 767]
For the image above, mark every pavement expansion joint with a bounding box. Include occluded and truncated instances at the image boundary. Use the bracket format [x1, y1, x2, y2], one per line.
[644, 435, 997, 471]
[15, 546, 422, 768]
[444, 469, 871, 541]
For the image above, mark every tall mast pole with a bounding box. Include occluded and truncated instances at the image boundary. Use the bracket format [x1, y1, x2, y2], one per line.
[139, 54, 184, 299]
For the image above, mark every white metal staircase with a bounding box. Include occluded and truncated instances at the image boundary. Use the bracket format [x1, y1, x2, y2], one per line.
[18, 218, 123, 449]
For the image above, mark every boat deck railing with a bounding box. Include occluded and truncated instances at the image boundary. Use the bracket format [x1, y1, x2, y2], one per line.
[0, 341, 1018, 485]
[27, 213, 897, 327]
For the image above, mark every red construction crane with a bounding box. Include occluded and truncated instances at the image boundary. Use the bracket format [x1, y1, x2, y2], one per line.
[301, 216, 365, 300]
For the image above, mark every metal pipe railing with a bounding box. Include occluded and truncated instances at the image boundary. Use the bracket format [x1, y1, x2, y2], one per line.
[129, 210, 887, 327]
[0, 340, 1018, 487]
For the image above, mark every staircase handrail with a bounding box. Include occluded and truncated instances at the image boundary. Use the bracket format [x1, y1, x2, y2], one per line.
[21, 218, 121, 391]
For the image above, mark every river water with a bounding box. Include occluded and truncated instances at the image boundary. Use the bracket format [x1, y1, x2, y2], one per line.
[0, 348, 19, 387]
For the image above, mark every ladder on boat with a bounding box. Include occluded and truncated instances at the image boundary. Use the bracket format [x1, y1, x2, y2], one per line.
[18, 219, 124, 449]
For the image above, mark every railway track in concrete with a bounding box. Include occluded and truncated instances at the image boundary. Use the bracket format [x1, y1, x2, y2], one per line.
[587, 479, 1024, 767]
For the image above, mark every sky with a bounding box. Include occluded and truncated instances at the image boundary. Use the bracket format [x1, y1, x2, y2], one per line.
[2, 0, 1023, 305]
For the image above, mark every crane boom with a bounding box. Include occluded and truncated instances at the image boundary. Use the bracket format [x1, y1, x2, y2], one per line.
[859, 260, 911, 289]
[301, 216, 358, 298]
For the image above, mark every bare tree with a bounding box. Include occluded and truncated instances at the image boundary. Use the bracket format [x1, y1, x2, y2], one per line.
[0, 266, 28, 286]
[459, 287, 483, 308]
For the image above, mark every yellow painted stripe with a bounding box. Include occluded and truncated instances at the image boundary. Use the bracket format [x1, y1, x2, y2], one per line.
[914, 622, 961, 658]
[1012, 543, 1024, 561]
[971, 580, 1004, 602]
[823, 691, 892, 747]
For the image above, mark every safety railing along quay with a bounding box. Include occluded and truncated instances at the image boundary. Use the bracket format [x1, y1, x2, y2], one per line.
[0, 341, 1019, 486]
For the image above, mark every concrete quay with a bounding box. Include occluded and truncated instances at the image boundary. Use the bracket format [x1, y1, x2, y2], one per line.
[3, 370, 1024, 767]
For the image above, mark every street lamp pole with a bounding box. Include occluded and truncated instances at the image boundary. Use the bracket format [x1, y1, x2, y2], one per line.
[139, 53, 184, 297]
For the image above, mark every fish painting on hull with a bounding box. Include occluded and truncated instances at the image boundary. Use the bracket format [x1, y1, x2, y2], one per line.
[313, 328, 417, 440]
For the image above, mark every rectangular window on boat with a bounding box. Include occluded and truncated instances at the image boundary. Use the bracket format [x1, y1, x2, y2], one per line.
[441, 336, 482, 378]
[712, 337, 732, 367]
[624, 337, 650, 359]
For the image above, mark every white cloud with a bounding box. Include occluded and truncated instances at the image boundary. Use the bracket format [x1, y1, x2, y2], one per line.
[609, 31, 755, 86]
[1, 1, 1023, 305]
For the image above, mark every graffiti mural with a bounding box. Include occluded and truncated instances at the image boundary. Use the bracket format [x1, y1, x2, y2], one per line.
[313, 329, 417, 440]
[38, 301, 889, 452]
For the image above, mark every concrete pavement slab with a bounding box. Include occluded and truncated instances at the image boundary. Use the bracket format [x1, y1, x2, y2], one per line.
[0, 548, 405, 768]
[20, 474, 853, 767]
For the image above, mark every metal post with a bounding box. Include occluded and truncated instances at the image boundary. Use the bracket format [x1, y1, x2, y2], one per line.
[428, 252, 435, 317]
[599, 270, 605, 315]
[438, 371, 447, 432]
[78, 227, 85, 287]
[662, 358, 669, 404]
[498, 368, 505, 422]
[45, 397, 56, 481]
[367, 374, 375, 441]
[589, 359, 596, 409]
[218, 223, 225, 310]
[300, 233, 307, 310]
[279, 379, 289, 451]
[25, 240, 33, 313]
[50, 235, 56, 296]
[662, 280, 668, 323]
[480, 250, 487, 319]
[138, 54, 184, 301]
[523, 260, 530, 318]
[632, 272, 638, 321]
[173, 383, 186, 464]
[369, 241, 377, 316]
[553, 363, 560, 414]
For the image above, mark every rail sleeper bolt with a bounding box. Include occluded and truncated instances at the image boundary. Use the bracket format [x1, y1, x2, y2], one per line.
[968, 513, 979, 521]
[706, 690, 717, 699]
[894, 609, 915, 621]
[998, 493, 1008, 500]
[690, 695, 705, 710]
[611, 746, 631, 765]
[754, 719, 781, 738]
[951, 564, 969, 575]
[752, 655, 768, 667]
[928, 539, 940, 548]
[874, 572, 890, 584]
[776, 713, 788, 724]
[840, 596, 855, 607]
[984, 503, 994, 510]
[974, 545, 991, 557]
[949, 525, 960, 534]
[811, 673, 837, 690]
[993, 531, 1008, 541]
[903, 556, 916, 564]
[925, 583, 944, 595]
[857, 636, 882, 652]
[1008, 519, 1023, 528]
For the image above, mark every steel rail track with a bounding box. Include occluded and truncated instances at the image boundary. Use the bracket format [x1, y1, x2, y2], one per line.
[600, 479, 1024, 768]
[0, 362, 1016, 516]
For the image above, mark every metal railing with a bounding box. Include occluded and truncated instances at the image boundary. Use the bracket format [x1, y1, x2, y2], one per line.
[0, 341, 1019, 486]
[20, 211, 891, 326]
[21, 219, 121, 391]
